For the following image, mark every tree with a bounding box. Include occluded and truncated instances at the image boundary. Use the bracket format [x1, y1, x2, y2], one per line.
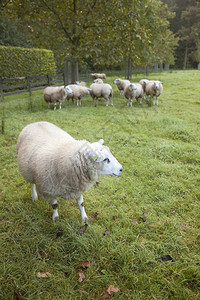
[162, 0, 200, 68]
[2, 0, 178, 77]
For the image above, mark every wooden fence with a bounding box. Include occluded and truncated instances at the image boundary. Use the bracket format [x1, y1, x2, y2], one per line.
[0, 73, 66, 101]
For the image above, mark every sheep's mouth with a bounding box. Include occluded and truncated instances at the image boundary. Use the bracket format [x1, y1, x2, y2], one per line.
[112, 173, 121, 177]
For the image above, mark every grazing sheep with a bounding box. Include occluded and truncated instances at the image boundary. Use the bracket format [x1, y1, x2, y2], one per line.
[113, 79, 130, 95]
[94, 78, 103, 84]
[67, 84, 91, 106]
[17, 121, 122, 223]
[90, 73, 106, 79]
[43, 86, 73, 110]
[90, 83, 113, 106]
[124, 83, 144, 107]
[145, 80, 163, 105]
[139, 79, 149, 100]
[75, 81, 87, 87]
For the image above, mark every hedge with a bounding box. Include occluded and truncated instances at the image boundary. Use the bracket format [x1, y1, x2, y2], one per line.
[0, 46, 57, 78]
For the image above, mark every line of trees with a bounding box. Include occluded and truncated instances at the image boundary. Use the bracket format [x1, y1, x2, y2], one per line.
[1, 0, 180, 79]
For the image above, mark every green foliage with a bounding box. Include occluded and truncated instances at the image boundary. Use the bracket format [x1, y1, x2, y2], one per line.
[0, 70, 200, 299]
[0, 45, 57, 78]
[2, 0, 178, 72]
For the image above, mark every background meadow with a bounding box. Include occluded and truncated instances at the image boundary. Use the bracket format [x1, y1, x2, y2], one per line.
[0, 70, 200, 299]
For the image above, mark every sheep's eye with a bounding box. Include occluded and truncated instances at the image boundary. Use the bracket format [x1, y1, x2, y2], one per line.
[104, 158, 110, 163]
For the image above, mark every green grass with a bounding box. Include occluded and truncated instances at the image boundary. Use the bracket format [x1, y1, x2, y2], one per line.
[0, 70, 200, 299]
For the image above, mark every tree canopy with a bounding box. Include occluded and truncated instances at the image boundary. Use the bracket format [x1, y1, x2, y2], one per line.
[1, 0, 178, 75]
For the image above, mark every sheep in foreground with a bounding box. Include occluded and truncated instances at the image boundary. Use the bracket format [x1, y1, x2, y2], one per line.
[67, 84, 91, 106]
[90, 83, 113, 106]
[114, 79, 130, 95]
[17, 121, 123, 223]
[145, 80, 163, 105]
[43, 86, 73, 110]
[124, 83, 144, 106]
[90, 73, 106, 79]
[94, 78, 103, 84]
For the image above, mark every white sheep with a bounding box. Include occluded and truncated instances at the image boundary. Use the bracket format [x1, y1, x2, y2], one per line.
[90, 73, 106, 79]
[75, 81, 87, 87]
[67, 84, 91, 106]
[93, 78, 103, 84]
[17, 121, 122, 223]
[124, 83, 144, 107]
[145, 80, 163, 105]
[113, 79, 130, 95]
[43, 85, 73, 110]
[90, 83, 113, 106]
[139, 79, 149, 100]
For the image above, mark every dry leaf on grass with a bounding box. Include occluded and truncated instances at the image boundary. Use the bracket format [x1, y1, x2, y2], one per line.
[77, 224, 88, 234]
[90, 212, 99, 218]
[132, 219, 138, 224]
[75, 260, 94, 269]
[103, 229, 111, 236]
[14, 289, 22, 300]
[36, 272, 52, 278]
[56, 227, 63, 238]
[99, 285, 120, 299]
[78, 272, 86, 283]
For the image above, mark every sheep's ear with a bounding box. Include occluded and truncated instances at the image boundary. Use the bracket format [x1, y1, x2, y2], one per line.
[98, 139, 104, 145]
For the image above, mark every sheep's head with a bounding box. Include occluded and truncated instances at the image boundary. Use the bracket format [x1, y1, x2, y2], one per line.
[154, 81, 162, 89]
[113, 79, 120, 84]
[129, 83, 137, 91]
[90, 139, 123, 177]
[65, 86, 73, 94]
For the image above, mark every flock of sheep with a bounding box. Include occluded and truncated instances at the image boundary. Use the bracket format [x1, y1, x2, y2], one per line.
[17, 72, 163, 224]
[43, 73, 164, 110]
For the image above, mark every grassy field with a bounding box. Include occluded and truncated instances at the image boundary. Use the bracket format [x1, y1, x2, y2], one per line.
[0, 70, 200, 299]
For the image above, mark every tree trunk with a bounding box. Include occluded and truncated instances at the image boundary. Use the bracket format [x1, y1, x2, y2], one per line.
[198, 63, 200, 70]
[183, 46, 188, 69]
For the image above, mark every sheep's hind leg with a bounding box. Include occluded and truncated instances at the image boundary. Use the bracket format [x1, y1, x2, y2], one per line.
[31, 184, 38, 201]
[50, 199, 59, 222]
[76, 195, 89, 224]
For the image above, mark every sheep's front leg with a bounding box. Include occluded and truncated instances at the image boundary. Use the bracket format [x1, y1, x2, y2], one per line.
[54, 102, 57, 110]
[130, 98, 133, 107]
[156, 97, 158, 105]
[153, 96, 155, 105]
[76, 195, 89, 224]
[50, 199, 59, 222]
[31, 184, 38, 201]
[59, 102, 62, 109]
[127, 99, 129, 106]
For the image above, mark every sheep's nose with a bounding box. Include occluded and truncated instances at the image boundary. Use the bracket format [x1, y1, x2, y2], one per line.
[120, 167, 123, 172]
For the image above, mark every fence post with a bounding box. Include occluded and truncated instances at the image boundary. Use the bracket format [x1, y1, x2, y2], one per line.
[27, 76, 32, 96]
[47, 74, 51, 86]
[0, 78, 5, 134]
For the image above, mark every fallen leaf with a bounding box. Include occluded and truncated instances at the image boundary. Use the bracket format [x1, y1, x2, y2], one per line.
[37, 272, 52, 278]
[181, 224, 187, 228]
[75, 260, 94, 269]
[96, 181, 101, 184]
[78, 272, 86, 283]
[56, 227, 63, 238]
[77, 224, 88, 235]
[103, 229, 111, 236]
[99, 285, 120, 299]
[14, 289, 22, 300]
[132, 219, 138, 224]
[139, 213, 146, 222]
[159, 255, 174, 262]
[90, 212, 98, 218]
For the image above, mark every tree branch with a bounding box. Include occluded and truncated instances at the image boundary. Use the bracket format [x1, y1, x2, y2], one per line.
[40, 0, 72, 42]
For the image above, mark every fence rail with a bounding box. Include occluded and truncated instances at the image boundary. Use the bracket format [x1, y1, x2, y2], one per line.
[0, 73, 65, 100]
